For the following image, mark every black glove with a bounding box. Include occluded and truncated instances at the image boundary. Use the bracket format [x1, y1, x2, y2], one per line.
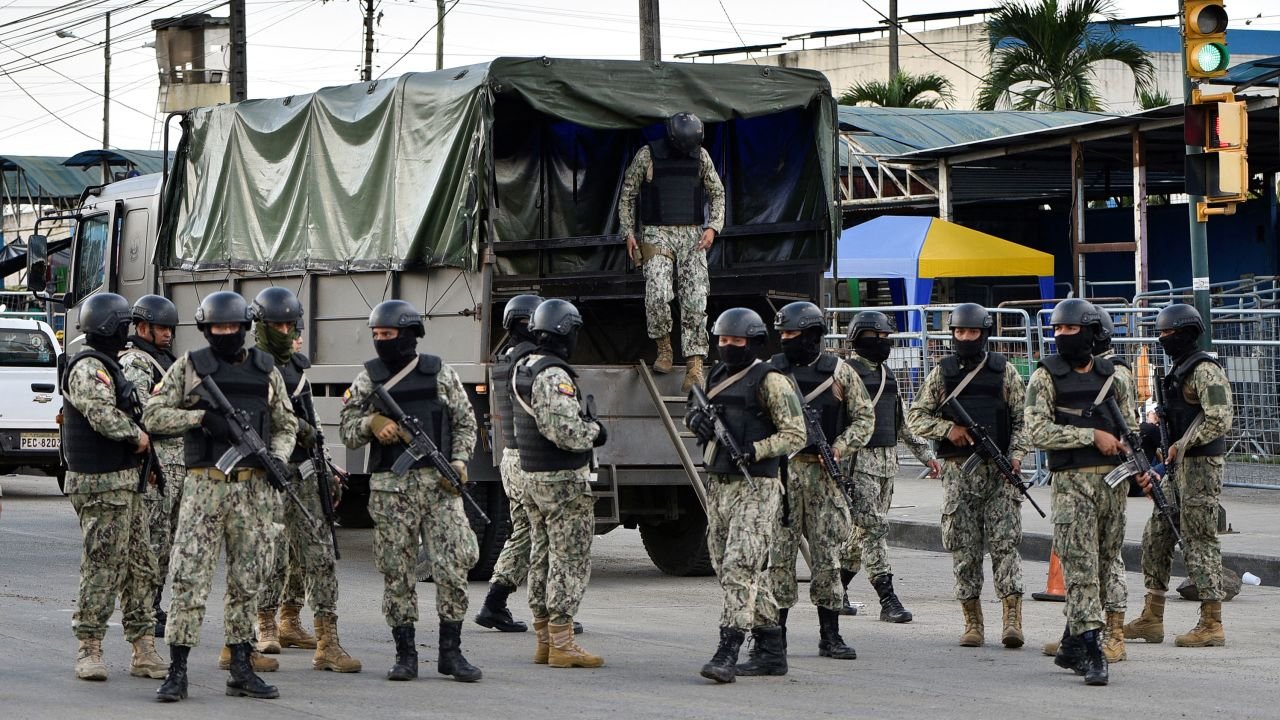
[685, 407, 716, 444]
[593, 421, 608, 448]
[739, 445, 757, 465]
[201, 409, 231, 441]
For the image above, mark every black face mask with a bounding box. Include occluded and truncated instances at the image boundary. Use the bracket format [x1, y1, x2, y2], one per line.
[953, 337, 986, 363]
[1056, 328, 1096, 368]
[511, 321, 537, 345]
[1159, 329, 1199, 360]
[854, 335, 893, 364]
[374, 332, 419, 370]
[781, 332, 822, 366]
[204, 328, 246, 360]
[537, 331, 578, 361]
[720, 343, 756, 372]
[87, 325, 130, 356]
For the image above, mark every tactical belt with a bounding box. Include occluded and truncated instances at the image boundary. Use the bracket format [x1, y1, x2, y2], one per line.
[189, 467, 260, 483]
[1065, 464, 1118, 475]
[792, 452, 822, 463]
[638, 242, 675, 266]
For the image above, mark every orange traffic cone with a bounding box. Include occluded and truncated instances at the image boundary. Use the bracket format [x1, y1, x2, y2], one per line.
[1031, 551, 1066, 602]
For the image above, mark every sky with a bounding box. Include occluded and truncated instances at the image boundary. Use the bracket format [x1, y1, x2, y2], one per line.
[1, 0, 1278, 156]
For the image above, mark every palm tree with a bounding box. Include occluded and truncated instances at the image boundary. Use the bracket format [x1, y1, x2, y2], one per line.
[1138, 88, 1171, 109]
[977, 0, 1156, 112]
[840, 71, 956, 109]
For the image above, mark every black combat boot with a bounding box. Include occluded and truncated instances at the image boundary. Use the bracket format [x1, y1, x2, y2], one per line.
[735, 625, 787, 676]
[1053, 624, 1086, 675]
[871, 573, 913, 623]
[225, 642, 279, 699]
[474, 583, 528, 633]
[1081, 629, 1109, 686]
[155, 644, 189, 702]
[153, 590, 167, 638]
[817, 607, 857, 659]
[699, 626, 745, 684]
[839, 569, 859, 616]
[438, 620, 482, 682]
[387, 625, 418, 681]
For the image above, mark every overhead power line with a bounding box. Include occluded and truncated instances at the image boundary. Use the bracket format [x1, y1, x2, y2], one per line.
[375, 0, 458, 80]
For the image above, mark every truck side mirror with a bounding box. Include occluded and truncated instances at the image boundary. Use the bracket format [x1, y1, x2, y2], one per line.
[26, 234, 48, 293]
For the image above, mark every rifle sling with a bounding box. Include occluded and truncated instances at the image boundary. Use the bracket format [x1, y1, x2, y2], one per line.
[707, 359, 762, 399]
[941, 354, 987, 405]
[1053, 373, 1116, 417]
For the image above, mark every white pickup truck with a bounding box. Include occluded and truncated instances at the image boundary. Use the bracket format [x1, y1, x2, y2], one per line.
[0, 317, 64, 491]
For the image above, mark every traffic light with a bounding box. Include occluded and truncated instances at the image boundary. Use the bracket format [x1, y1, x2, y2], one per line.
[1185, 90, 1248, 220]
[1183, 1, 1230, 78]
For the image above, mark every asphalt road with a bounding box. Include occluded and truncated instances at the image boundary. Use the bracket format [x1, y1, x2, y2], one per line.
[3, 473, 1279, 720]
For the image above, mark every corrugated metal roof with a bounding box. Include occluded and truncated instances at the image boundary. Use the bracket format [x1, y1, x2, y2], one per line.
[0, 155, 94, 201]
[839, 106, 1108, 156]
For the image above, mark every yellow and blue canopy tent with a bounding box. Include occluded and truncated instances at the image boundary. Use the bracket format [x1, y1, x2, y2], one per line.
[830, 215, 1055, 329]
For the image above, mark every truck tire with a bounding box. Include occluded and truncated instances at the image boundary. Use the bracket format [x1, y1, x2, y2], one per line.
[640, 508, 715, 577]
[416, 481, 513, 583]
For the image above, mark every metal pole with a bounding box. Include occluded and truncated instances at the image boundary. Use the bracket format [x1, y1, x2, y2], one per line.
[362, 0, 375, 80]
[1180, 6, 1212, 346]
[102, 11, 110, 183]
[639, 0, 661, 62]
[888, 0, 899, 79]
[1132, 126, 1149, 294]
[229, 0, 247, 102]
[435, 0, 445, 70]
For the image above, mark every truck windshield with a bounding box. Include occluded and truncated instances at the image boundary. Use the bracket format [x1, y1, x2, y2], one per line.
[0, 330, 55, 367]
[73, 214, 109, 299]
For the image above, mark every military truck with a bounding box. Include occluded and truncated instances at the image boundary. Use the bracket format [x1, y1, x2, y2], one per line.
[26, 57, 838, 578]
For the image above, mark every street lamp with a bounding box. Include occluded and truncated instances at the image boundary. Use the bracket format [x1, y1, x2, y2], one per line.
[56, 12, 111, 180]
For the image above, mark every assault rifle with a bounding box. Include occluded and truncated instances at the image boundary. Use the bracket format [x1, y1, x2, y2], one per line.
[795, 400, 857, 506]
[1100, 396, 1183, 548]
[688, 384, 758, 492]
[122, 379, 165, 496]
[944, 397, 1046, 518]
[197, 374, 325, 540]
[298, 389, 342, 559]
[371, 385, 490, 525]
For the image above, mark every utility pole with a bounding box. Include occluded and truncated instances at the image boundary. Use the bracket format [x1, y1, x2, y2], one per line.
[436, 0, 445, 70]
[229, 0, 247, 101]
[888, 0, 899, 78]
[102, 11, 110, 152]
[362, 0, 375, 80]
[1180, 3, 1212, 347]
[639, 0, 660, 62]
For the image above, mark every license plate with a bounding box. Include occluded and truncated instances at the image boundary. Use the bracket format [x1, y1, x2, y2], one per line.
[19, 433, 59, 450]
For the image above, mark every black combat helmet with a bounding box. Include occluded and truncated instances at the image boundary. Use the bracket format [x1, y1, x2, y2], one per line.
[667, 112, 704, 157]
[1093, 305, 1115, 354]
[79, 292, 132, 335]
[253, 286, 304, 325]
[1049, 298, 1101, 328]
[503, 294, 544, 330]
[712, 308, 768, 341]
[774, 301, 827, 333]
[130, 294, 178, 327]
[948, 303, 992, 332]
[194, 291, 254, 330]
[849, 310, 895, 341]
[1155, 303, 1204, 334]
[368, 300, 425, 337]
[529, 299, 582, 338]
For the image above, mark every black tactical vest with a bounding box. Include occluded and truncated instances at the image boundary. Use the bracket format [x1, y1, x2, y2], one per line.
[513, 355, 593, 472]
[703, 361, 783, 478]
[853, 359, 900, 448]
[1165, 351, 1227, 457]
[62, 349, 144, 475]
[639, 139, 705, 226]
[277, 353, 312, 463]
[184, 347, 275, 470]
[1040, 355, 1122, 471]
[492, 340, 538, 450]
[770, 352, 847, 454]
[120, 337, 178, 440]
[936, 353, 1012, 459]
[365, 354, 452, 473]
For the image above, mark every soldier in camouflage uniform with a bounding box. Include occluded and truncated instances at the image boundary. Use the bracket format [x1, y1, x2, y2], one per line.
[251, 287, 360, 673]
[339, 300, 482, 683]
[740, 301, 870, 672]
[907, 303, 1030, 651]
[684, 308, 807, 684]
[118, 295, 182, 640]
[840, 311, 941, 623]
[147, 291, 298, 702]
[64, 293, 167, 682]
[1124, 304, 1233, 649]
[619, 111, 726, 394]
[1025, 299, 1137, 687]
[510, 299, 605, 668]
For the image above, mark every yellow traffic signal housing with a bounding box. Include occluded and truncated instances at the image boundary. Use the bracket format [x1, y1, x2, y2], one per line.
[1186, 91, 1249, 220]
[1184, 0, 1230, 78]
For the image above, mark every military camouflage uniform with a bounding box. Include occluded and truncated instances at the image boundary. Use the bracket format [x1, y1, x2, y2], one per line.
[514, 353, 599, 626]
[490, 447, 532, 588]
[1025, 363, 1136, 636]
[339, 362, 478, 626]
[907, 361, 1030, 601]
[841, 353, 936, 579]
[618, 145, 726, 358]
[119, 344, 185, 595]
[1140, 361, 1233, 600]
[65, 356, 156, 643]
[1099, 350, 1136, 614]
[705, 371, 807, 630]
[761, 360, 874, 618]
[142, 353, 297, 647]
